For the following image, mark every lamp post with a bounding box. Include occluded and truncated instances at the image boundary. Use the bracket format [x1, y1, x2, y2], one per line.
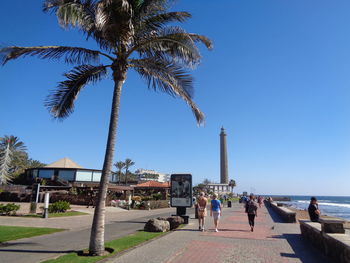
[43, 192, 50, 218]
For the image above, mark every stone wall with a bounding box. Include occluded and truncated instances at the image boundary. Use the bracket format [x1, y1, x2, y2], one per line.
[300, 220, 350, 263]
[268, 201, 296, 223]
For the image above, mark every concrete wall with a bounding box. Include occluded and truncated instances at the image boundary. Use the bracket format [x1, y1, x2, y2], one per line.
[300, 220, 350, 263]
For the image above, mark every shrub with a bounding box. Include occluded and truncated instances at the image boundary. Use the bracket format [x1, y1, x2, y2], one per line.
[132, 196, 142, 202]
[149, 200, 169, 209]
[48, 201, 70, 213]
[141, 196, 152, 201]
[152, 193, 163, 200]
[0, 203, 20, 215]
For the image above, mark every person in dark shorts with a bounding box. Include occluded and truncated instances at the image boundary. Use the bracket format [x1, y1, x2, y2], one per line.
[245, 194, 258, 232]
[308, 197, 320, 222]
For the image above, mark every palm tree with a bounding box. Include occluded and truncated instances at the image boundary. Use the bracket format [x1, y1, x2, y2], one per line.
[1, 0, 212, 255]
[0, 136, 27, 184]
[229, 179, 236, 192]
[114, 161, 125, 184]
[124, 158, 135, 185]
[203, 178, 211, 186]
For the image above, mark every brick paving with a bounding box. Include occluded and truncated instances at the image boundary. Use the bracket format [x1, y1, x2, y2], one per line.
[111, 203, 331, 263]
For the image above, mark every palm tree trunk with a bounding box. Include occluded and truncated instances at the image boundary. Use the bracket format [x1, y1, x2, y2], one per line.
[124, 169, 128, 185]
[88, 69, 125, 256]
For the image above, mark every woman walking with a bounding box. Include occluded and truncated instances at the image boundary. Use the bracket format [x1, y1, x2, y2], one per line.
[210, 193, 222, 232]
[245, 194, 258, 232]
[197, 192, 208, 231]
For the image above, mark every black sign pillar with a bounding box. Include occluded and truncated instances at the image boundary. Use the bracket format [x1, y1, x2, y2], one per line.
[176, 207, 186, 216]
[170, 174, 192, 224]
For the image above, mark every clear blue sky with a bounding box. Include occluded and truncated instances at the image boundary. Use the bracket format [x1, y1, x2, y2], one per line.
[1, 0, 350, 196]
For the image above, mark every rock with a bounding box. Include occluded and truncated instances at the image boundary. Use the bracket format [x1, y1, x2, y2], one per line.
[144, 219, 170, 232]
[167, 216, 184, 230]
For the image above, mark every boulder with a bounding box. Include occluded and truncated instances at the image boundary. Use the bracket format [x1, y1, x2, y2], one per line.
[144, 219, 170, 232]
[167, 216, 184, 230]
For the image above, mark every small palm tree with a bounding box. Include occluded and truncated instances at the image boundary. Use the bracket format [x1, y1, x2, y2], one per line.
[0, 136, 27, 184]
[1, 0, 212, 255]
[124, 158, 135, 185]
[229, 179, 236, 192]
[27, 159, 46, 168]
[114, 161, 125, 184]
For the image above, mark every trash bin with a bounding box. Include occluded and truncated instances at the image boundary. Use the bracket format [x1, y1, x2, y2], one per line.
[228, 201, 232, 208]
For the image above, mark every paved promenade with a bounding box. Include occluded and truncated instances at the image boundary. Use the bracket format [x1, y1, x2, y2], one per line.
[109, 203, 331, 263]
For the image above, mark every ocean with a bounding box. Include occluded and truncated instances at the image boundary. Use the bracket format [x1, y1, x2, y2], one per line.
[275, 195, 350, 221]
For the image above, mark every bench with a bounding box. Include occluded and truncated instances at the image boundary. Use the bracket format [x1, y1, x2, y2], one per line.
[319, 218, 346, 234]
[300, 219, 350, 263]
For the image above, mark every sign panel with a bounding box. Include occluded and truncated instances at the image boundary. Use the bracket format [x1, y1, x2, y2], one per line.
[170, 174, 192, 207]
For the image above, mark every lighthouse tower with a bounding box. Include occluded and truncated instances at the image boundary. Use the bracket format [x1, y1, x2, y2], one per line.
[220, 127, 229, 184]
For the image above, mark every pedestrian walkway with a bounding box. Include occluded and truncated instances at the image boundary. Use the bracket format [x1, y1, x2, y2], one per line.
[110, 203, 331, 263]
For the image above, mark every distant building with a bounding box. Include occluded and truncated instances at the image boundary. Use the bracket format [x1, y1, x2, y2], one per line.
[26, 157, 118, 183]
[206, 183, 231, 194]
[134, 168, 169, 183]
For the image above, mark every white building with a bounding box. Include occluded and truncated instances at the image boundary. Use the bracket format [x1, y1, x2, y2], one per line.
[206, 183, 231, 194]
[134, 168, 169, 183]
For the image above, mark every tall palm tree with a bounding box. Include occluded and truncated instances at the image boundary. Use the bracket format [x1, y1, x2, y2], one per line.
[124, 158, 135, 185]
[0, 136, 27, 184]
[114, 161, 125, 184]
[1, 0, 212, 255]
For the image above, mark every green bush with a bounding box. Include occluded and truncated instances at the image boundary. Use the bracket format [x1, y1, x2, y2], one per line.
[0, 203, 20, 215]
[151, 193, 163, 200]
[48, 201, 70, 213]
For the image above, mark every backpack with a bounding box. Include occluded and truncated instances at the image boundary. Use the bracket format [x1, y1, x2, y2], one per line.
[246, 200, 257, 214]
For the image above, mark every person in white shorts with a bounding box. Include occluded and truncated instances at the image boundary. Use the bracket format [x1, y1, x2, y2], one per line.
[210, 193, 222, 232]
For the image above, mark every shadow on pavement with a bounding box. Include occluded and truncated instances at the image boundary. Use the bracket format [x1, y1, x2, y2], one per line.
[0, 249, 76, 254]
[273, 233, 331, 263]
[219, 229, 251, 232]
[174, 229, 199, 232]
[280, 252, 299, 258]
[111, 221, 146, 224]
[0, 242, 38, 247]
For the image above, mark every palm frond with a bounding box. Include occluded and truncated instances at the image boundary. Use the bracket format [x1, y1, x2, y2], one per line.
[95, 0, 134, 43]
[45, 64, 108, 119]
[43, 0, 96, 30]
[133, 0, 170, 19]
[43, 0, 114, 51]
[1, 46, 104, 65]
[133, 26, 212, 68]
[0, 136, 27, 153]
[188, 34, 213, 50]
[135, 12, 191, 34]
[130, 57, 204, 124]
[0, 142, 14, 184]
